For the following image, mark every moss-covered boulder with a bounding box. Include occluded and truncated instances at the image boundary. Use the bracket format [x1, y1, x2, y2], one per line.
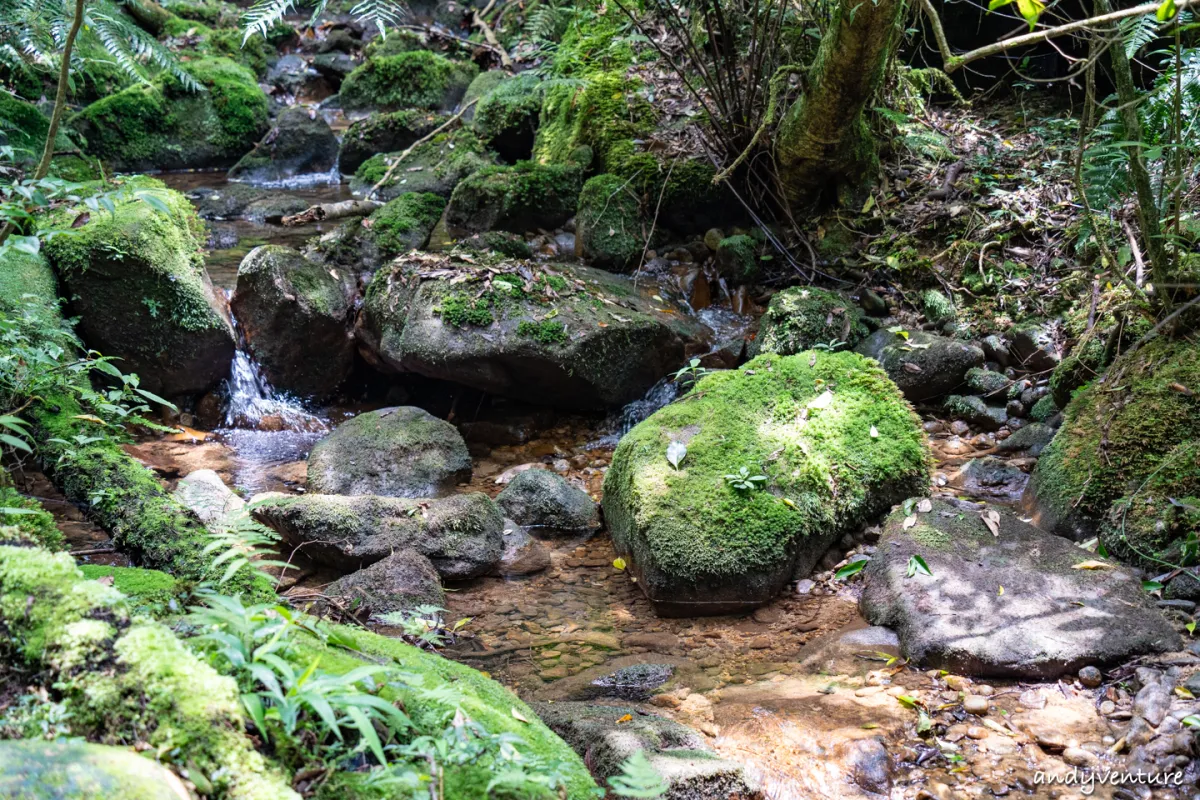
[496, 468, 599, 539]
[77, 563, 181, 614]
[853, 328, 984, 403]
[350, 129, 493, 201]
[533, 70, 651, 172]
[714, 234, 760, 283]
[0, 741, 192, 800]
[0, 95, 93, 178]
[365, 191, 446, 255]
[230, 245, 353, 398]
[253, 491, 503, 578]
[575, 173, 642, 271]
[337, 109, 442, 176]
[751, 287, 868, 357]
[0, 249, 59, 314]
[339, 51, 477, 112]
[602, 351, 929, 616]
[0, 487, 62, 550]
[861, 498, 1181, 678]
[71, 57, 269, 172]
[307, 406, 472, 497]
[473, 74, 542, 162]
[444, 162, 582, 235]
[323, 548, 445, 616]
[1049, 336, 1106, 407]
[1029, 338, 1200, 547]
[43, 185, 234, 397]
[356, 253, 705, 410]
[0, 541, 296, 799]
[227, 105, 339, 185]
[162, 15, 270, 76]
[943, 394, 1007, 432]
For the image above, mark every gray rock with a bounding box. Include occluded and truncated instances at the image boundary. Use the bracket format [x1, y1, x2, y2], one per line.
[1009, 321, 1063, 373]
[253, 492, 503, 579]
[860, 498, 1182, 678]
[943, 395, 1007, 432]
[845, 738, 892, 795]
[173, 469, 244, 527]
[496, 468, 599, 539]
[230, 246, 354, 399]
[964, 367, 1010, 397]
[996, 422, 1056, 456]
[0, 740, 191, 800]
[854, 329, 984, 402]
[190, 183, 310, 222]
[532, 702, 760, 800]
[497, 519, 551, 575]
[337, 110, 443, 176]
[307, 406, 472, 497]
[228, 106, 339, 185]
[589, 662, 676, 701]
[958, 457, 1029, 501]
[323, 548, 445, 617]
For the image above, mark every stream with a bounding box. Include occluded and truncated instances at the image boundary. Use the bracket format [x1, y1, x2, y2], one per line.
[25, 171, 1173, 800]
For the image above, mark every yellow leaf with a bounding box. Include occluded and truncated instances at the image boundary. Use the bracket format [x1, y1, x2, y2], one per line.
[511, 708, 530, 723]
[1071, 560, 1115, 570]
[782, 498, 796, 509]
[616, 714, 633, 724]
[998, 585, 1004, 596]
[612, 557, 626, 571]
[1176, 687, 1195, 699]
[862, 723, 879, 729]
[73, 414, 107, 425]
[862, 194, 876, 213]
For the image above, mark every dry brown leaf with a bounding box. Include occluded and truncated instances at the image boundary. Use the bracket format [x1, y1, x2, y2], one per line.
[981, 509, 1001, 537]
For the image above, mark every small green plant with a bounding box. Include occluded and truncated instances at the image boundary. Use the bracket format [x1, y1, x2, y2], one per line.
[724, 466, 767, 492]
[376, 604, 471, 651]
[835, 557, 869, 580]
[811, 338, 848, 352]
[608, 750, 668, 798]
[517, 318, 569, 344]
[201, 505, 291, 586]
[670, 357, 708, 387]
[906, 554, 932, 578]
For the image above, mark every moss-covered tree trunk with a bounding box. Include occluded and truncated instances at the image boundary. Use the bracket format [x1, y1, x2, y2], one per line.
[775, 0, 903, 208]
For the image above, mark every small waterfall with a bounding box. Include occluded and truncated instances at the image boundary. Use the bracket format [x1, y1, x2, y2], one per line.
[223, 350, 326, 432]
[587, 378, 681, 449]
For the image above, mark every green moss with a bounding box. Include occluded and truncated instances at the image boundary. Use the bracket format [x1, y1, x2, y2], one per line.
[752, 287, 869, 356]
[1033, 338, 1200, 541]
[0, 96, 55, 160]
[532, 71, 652, 170]
[350, 129, 492, 201]
[367, 192, 446, 255]
[518, 319, 569, 345]
[339, 51, 478, 112]
[444, 161, 581, 234]
[964, 367, 1009, 396]
[1049, 337, 1106, 407]
[473, 74, 542, 159]
[435, 292, 495, 327]
[715, 235, 759, 283]
[0, 249, 59, 313]
[0, 542, 294, 799]
[602, 352, 929, 597]
[1029, 394, 1058, 422]
[451, 230, 533, 259]
[77, 564, 181, 614]
[576, 173, 641, 270]
[921, 288, 956, 324]
[0, 488, 62, 551]
[608, 151, 727, 232]
[164, 0, 240, 27]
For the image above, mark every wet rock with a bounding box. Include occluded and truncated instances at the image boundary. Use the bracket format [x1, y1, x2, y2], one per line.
[230, 245, 354, 398]
[43, 188, 234, 398]
[307, 406, 471, 497]
[0, 740, 191, 800]
[575, 173, 641, 270]
[798, 626, 901, 676]
[844, 738, 892, 795]
[228, 106, 339, 185]
[349, 129, 493, 202]
[1061, 747, 1098, 768]
[604, 352, 928, 616]
[623, 632, 681, 651]
[310, 51, 356, 86]
[1132, 671, 1173, 727]
[173, 468, 244, 527]
[857, 288, 888, 317]
[337, 109, 443, 176]
[861, 498, 1182, 678]
[588, 663, 675, 701]
[963, 695, 990, 715]
[265, 53, 314, 97]
[854, 329, 984, 402]
[357, 254, 704, 410]
[497, 519, 551, 575]
[323, 548, 445, 617]
[964, 367, 1010, 396]
[1078, 665, 1103, 687]
[750, 287, 869, 357]
[1008, 320, 1063, 373]
[253, 492, 502, 579]
[189, 183, 309, 222]
[533, 702, 761, 800]
[444, 162, 581, 235]
[472, 74, 542, 162]
[496, 468, 599, 539]
[995, 422, 1055, 456]
[943, 395, 1007, 432]
[958, 457, 1029, 500]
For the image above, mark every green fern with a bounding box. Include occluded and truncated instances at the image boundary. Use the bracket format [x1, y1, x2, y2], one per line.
[608, 751, 668, 798]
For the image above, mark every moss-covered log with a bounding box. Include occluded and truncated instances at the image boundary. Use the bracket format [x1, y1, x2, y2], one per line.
[775, 0, 903, 207]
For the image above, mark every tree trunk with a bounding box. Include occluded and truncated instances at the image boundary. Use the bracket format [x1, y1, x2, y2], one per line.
[775, 0, 902, 208]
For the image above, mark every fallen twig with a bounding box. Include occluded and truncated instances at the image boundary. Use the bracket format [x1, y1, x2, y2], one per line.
[366, 98, 479, 201]
[282, 198, 382, 226]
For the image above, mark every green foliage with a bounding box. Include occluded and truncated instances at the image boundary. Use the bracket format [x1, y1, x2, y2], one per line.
[340, 51, 478, 112]
[723, 466, 768, 492]
[435, 292, 495, 327]
[517, 318, 569, 345]
[367, 192, 446, 255]
[375, 604, 470, 650]
[608, 751, 667, 798]
[0, 488, 61, 550]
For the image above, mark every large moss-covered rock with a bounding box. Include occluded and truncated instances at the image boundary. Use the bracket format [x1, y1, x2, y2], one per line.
[337, 109, 441, 176]
[43, 185, 234, 397]
[307, 406, 472, 497]
[0, 488, 62, 550]
[0, 741, 191, 800]
[349, 129, 493, 201]
[356, 253, 705, 410]
[1029, 338, 1200, 546]
[0, 96, 92, 178]
[0, 541, 296, 799]
[444, 162, 581, 235]
[602, 351, 929, 616]
[71, 57, 269, 172]
[751, 286, 869, 357]
[854, 328, 984, 403]
[575, 173, 642, 271]
[227, 105, 339, 185]
[0, 249, 59, 313]
[364, 192, 446, 255]
[533, 70, 650, 171]
[496, 468, 599, 538]
[473, 74, 542, 162]
[861, 498, 1181, 678]
[339, 51, 477, 112]
[230, 245, 353, 398]
[253, 492, 504, 578]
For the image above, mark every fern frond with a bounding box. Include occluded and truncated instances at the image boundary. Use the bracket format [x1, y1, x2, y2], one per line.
[349, 0, 408, 37]
[1122, 14, 1158, 59]
[240, 0, 298, 44]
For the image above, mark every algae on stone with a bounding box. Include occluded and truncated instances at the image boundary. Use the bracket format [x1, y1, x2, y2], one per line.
[751, 286, 869, 357]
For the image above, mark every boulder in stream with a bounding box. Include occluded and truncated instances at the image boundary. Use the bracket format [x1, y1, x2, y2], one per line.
[496, 468, 599, 539]
[253, 491, 503, 579]
[854, 328, 984, 403]
[356, 253, 706, 410]
[533, 702, 762, 800]
[306, 406, 472, 497]
[337, 109, 443, 176]
[750, 286, 869, 357]
[230, 245, 354, 399]
[860, 498, 1182, 679]
[349, 129, 494, 202]
[339, 51, 477, 113]
[43, 183, 235, 398]
[173, 468, 244, 528]
[322, 548, 446, 617]
[443, 162, 582, 235]
[602, 351, 929, 616]
[497, 519, 551, 575]
[227, 105, 339, 185]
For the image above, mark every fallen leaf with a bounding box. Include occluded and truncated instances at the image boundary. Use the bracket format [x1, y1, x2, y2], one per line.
[511, 708, 529, 723]
[612, 557, 626, 571]
[1072, 560, 1116, 570]
[902, 362, 923, 374]
[616, 714, 633, 724]
[998, 585, 1005, 596]
[981, 509, 1001, 537]
[869, 425, 879, 438]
